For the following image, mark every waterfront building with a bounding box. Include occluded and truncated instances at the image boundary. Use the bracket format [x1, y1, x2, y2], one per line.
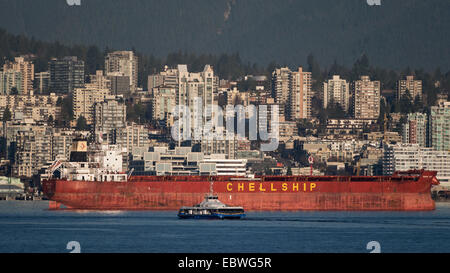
[383, 143, 450, 187]
[430, 101, 450, 151]
[402, 112, 428, 147]
[11, 124, 52, 178]
[129, 146, 248, 176]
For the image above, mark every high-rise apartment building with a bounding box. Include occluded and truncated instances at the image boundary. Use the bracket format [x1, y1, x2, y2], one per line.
[34, 71, 50, 94]
[0, 70, 22, 95]
[397, 75, 422, 102]
[147, 65, 217, 142]
[93, 96, 127, 144]
[3, 56, 34, 95]
[402, 112, 428, 147]
[323, 75, 350, 111]
[49, 56, 85, 94]
[290, 67, 312, 120]
[105, 51, 138, 93]
[177, 64, 216, 140]
[271, 67, 312, 120]
[152, 86, 176, 126]
[352, 76, 380, 120]
[271, 67, 291, 105]
[430, 101, 450, 151]
[12, 125, 52, 178]
[148, 66, 178, 96]
[89, 70, 112, 91]
[73, 86, 110, 124]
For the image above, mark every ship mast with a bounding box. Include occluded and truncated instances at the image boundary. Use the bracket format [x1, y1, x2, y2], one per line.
[209, 179, 214, 196]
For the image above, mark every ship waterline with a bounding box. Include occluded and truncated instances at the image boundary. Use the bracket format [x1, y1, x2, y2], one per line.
[42, 171, 439, 211]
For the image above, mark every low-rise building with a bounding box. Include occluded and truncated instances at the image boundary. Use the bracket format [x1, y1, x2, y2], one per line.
[383, 144, 450, 187]
[129, 146, 248, 176]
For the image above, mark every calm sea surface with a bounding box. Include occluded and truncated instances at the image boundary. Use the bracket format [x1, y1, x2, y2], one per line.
[0, 201, 450, 253]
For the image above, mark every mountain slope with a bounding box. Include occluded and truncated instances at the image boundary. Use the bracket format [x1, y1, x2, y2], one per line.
[0, 0, 448, 70]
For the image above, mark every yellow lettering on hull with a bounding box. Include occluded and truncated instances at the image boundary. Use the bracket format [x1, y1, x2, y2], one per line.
[271, 183, 277, 192]
[225, 182, 318, 192]
[259, 183, 266, 192]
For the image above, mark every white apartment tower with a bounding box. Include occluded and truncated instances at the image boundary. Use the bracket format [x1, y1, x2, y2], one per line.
[175, 65, 217, 143]
[323, 75, 350, 111]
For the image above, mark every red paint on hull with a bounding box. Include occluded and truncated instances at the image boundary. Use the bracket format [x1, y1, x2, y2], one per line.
[42, 170, 439, 211]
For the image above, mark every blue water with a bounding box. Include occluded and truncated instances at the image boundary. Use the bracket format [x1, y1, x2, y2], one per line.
[1, 201, 450, 253]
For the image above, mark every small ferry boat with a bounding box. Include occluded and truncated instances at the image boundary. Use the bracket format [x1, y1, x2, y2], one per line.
[177, 194, 246, 220]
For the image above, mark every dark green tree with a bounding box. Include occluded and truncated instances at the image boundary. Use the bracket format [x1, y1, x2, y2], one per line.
[47, 115, 54, 125]
[2, 106, 11, 122]
[85, 45, 104, 75]
[399, 90, 413, 114]
[412, 95, 424, 112]
[10, 87, 18, 95]
[57, 96, 74, 127]
[351, 54, 370, 81]
[76, 116, 89, 131]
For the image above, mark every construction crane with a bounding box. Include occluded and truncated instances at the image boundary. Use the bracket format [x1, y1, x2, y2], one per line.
[383, 113, 388, 142]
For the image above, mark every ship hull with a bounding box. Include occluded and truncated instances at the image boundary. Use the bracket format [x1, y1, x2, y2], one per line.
[42, 172, 438, 211]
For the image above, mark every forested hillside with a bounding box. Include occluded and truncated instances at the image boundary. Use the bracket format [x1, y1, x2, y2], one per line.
[0, 0, 448, 70]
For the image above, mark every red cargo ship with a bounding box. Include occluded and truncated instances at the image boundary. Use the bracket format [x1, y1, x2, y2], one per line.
[41, 140, 440, 211]
[43, 171, 439, 211]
